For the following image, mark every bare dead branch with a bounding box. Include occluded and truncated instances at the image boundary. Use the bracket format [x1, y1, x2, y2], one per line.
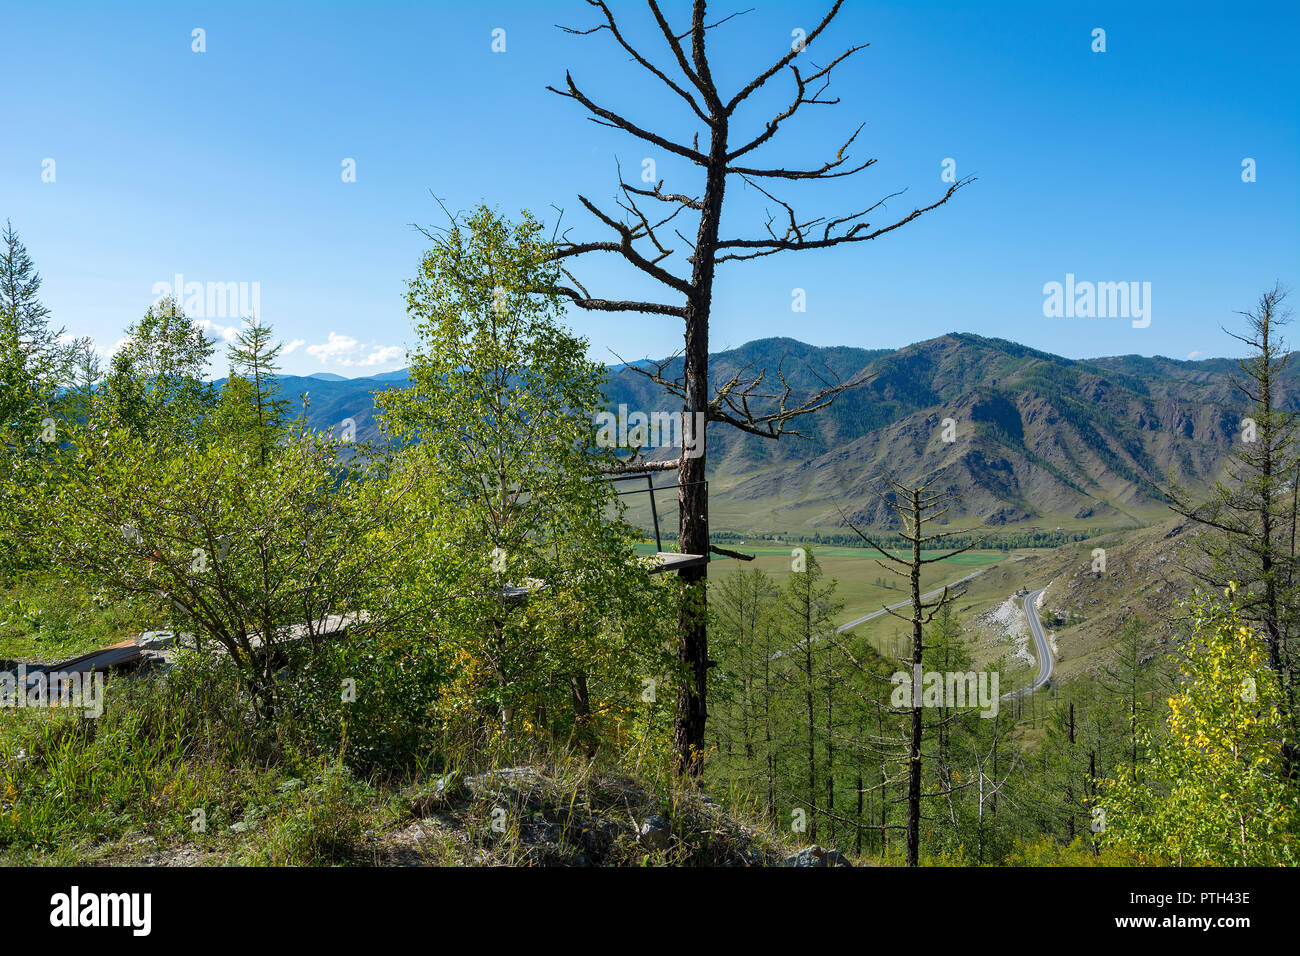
[547, 70, 709, 164]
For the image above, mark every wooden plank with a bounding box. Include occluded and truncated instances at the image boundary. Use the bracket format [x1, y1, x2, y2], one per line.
[500, 584, 537, 603]
[29, 640, 144, 682]
[649, 552, 708, 574]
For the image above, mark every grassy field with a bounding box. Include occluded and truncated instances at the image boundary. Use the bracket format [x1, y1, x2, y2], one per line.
[682, 469, 1175, 540]
[0, 572, 164, 664]
[634, 541, 1011, 630]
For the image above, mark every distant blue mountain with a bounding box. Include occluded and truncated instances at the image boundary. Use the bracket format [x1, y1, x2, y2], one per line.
[264, 335, 1300, 533]
[365, 369, 412, 382]
[209, 368, 410, 441]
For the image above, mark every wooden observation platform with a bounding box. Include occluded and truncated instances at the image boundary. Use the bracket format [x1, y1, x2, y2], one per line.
[608, 469, 707, 574]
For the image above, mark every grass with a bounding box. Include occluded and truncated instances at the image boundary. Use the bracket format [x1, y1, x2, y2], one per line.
[0, 666, 798, 866]
[0, 570, 163, 664]
[631, 539, 1009, 628]
[706, 547, 1009, 629]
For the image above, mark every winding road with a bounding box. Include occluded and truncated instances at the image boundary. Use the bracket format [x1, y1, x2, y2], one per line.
[773, 560, 1056, 698]
[1017, 587, 1054, 693]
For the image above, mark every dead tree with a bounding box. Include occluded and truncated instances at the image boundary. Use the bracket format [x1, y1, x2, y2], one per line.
[548, 0, 969, 774]
[838, 475, 982, 866]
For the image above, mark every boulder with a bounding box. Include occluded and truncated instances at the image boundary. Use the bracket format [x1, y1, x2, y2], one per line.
[786, 845, 853, 867]
[637, 814, 672, 851]
[405, 772, 466, 816]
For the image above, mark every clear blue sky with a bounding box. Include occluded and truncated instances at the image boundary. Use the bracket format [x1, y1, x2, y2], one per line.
[2, 0, 1297, 376]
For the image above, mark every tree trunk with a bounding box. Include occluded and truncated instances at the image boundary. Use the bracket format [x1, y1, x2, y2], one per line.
[802, 578, 818, 842]
[672, 118, 729, 776]
[826, 673, 835, 846]
[906, 491, 924, 867]
[570, 672, 595, 757]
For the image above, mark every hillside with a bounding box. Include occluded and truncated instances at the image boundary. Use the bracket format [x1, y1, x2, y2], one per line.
[235, 370, 411, 445]
[960, 518, 1200, 677]
[281, 334, 1290, 534]
[832, 516, 1203, 693]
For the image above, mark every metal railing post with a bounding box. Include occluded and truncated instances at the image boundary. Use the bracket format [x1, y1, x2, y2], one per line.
[646, 472, 662, 553]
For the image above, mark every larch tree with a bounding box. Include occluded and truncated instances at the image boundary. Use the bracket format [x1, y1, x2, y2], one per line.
[546, 0, 969, 774]
[0, 220, 71, 445]
[218, 316, 292, 463]
[1168, 285, 1300, 773]
[0, 221, 77, 573]
[710, 565, 780, 809]
[838, 475, 982, 866]
[102, 296, 216, 447]
[778, 548, 842, 842]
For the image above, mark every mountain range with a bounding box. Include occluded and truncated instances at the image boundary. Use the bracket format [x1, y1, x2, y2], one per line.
[278, 334, 1293, 536]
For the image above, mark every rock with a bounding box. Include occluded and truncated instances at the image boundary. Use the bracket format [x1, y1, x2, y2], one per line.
[786, 845, 852, 867]
[465, 766, 543, 794]
[406, 772, 466, 816]
[463, 767, 551, 813]
[137, 630, 176, 650]
[465, 767, 547, 800]
[561, 815, 620, 865]
[637, 814, 672, 851]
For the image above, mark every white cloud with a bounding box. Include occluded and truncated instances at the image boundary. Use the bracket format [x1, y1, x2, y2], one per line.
[283, 338, 307, 356]
[1186, 350, 1205, 360]
[305, 332, 403, 368]
[103, 336, 133, 358]
[356, 345, 404, 367]
[306, 332, 359, 363]
[197, 318, 241, 343]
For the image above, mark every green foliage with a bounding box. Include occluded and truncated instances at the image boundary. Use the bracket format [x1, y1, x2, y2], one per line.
[708, 567, 783, 817]
[1004, 835, 1151, 866]
[275, 627, 453, 775]
[0, 664, 249, 859]
[375, 205, 672, 741]
[0, 219, 71, 440]
[100, 296, 215, 446]
[215, 315, 293, 462]
[28, 417, 410, 714]
[1099, 590, 1300, 865]
[0, 221, 78, 574]
[252, 761, 370, 865]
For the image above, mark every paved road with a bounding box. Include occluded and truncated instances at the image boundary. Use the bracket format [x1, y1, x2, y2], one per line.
[1021, 587, 1053, 691]
[823, 565, 1055, 699]
[769, 566, 996, 662]
[834, 567, 992, 634]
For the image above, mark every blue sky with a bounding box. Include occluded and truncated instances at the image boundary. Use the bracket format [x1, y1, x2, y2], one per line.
[2, 0, 1297, 376]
